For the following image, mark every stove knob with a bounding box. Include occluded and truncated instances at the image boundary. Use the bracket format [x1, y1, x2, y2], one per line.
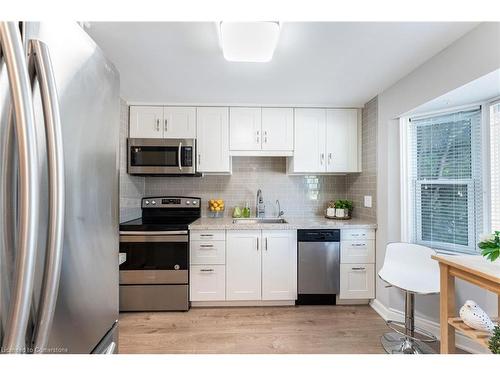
[151, 200, 156, 205]
[144, 200, 149, 206]
[186, 200, 191, 205]
[192, 200, 198, 205]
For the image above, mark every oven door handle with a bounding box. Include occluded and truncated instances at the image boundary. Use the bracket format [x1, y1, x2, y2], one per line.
[178, 141, 182, 171]
[119, 230, 188, 235]
[120, 235, 189, 243]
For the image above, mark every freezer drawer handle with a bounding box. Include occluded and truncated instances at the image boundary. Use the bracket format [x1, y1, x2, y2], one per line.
[28, 39, 66, 351]
[0, 23, 40, 353]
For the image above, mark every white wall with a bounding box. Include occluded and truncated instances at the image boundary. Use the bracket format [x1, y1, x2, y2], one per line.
[375, 22, 500, 350]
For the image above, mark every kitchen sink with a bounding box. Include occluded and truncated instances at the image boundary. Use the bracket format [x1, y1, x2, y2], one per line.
[232, 218, 288, 224]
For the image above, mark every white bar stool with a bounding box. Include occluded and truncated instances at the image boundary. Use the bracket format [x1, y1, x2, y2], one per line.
[378, 242, 440, 354]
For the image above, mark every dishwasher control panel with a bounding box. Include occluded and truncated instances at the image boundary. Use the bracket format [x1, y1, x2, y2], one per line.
[297, 229, 340, 242]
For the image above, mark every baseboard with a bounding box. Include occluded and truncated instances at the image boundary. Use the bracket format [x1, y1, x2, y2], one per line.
[191, 300, 296, 307]
[369, 299, 489, 354]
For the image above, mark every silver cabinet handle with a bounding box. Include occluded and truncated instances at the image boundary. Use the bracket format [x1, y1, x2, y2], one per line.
[352, 243, 366, 247]
[320, 153, 325, 164]
[178, 142, 182, 171]
[256, 237, 259, 251]
[199, 244, 214, 248]
[265, 237, 268, 251]
[156, 118, 160, 131]
[164, 118, 168, 132]
[200, 268, 214, 272]
[198, 154, 201, 166]
[28, 39, 65, 351]
[200, 234, 213, 237]
[264, 130, 267, 143]
[351, 267, 366, 271]
[0, 22, 40, 353]
[328, 153, 332, 164]
[256, 130, 260, 144]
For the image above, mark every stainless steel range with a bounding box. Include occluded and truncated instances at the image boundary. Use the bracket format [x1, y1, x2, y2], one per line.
[119, 196, 201, 311]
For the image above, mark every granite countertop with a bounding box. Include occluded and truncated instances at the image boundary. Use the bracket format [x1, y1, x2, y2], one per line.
[189, 216, 377, 230]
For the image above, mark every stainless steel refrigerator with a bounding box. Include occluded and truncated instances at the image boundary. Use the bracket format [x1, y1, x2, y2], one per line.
[0, 21, 120, 354]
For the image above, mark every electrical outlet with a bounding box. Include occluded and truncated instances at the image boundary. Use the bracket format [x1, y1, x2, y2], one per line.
[364, 195, 372, 208]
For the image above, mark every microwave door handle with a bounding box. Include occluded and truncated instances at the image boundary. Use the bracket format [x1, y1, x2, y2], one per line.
[178, 142, 182, 171]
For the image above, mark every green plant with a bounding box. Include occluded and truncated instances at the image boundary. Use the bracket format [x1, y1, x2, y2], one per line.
[478, 231, 500, 262]
[489, 324, 500, 354]
[333, 200, 353, 212]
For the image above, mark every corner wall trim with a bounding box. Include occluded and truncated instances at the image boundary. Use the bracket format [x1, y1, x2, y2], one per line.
[369, 299, 489, 354]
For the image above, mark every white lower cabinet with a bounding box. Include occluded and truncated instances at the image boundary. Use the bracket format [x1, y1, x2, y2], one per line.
[226, 230, 262, 300]
[339, 228, 375, 300]
[190, 265, 226, 301]
[226, 230, 297, 301]
[339, 264, 375, 299]
[261, 230, 297, 300]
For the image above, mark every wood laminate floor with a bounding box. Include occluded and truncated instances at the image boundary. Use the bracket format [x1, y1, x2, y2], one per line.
[119, 305, 445, 354]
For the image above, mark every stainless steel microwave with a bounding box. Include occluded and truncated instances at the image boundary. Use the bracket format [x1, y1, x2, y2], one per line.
[127, 138, 196, 175]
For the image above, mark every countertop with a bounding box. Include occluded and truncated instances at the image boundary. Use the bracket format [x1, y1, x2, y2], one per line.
[189, 216, 377, 230]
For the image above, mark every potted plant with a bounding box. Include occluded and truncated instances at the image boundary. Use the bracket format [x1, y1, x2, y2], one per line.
[478, 231, 500, 262]
[333, 200, 353, 218]
[489, 324, 500, 354]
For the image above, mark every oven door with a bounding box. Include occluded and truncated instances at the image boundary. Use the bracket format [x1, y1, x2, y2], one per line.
[127, 138, 195, 175]
[119, 231, 189, 285]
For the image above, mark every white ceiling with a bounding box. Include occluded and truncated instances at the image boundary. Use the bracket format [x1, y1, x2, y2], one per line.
[87, 22, 479, 107]
[407, 69, 500, 116]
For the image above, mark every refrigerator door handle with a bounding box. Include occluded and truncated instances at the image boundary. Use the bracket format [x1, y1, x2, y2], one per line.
[0, 22, 40, 353]
[27, 39, 65, 352]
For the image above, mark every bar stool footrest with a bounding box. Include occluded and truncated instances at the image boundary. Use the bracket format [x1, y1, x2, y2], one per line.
[386, 320, 437, 343]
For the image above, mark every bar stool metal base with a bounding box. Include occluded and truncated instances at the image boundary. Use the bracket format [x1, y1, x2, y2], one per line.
[381, 332, 435, 354]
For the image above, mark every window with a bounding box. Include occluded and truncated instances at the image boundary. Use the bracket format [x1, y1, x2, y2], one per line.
[491, 102, 500, 231]
[409, 108, 482, 253]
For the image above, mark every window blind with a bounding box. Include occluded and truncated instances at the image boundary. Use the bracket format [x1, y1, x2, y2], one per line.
[410, 108, 482, 253]
[491, 102, 500, 231]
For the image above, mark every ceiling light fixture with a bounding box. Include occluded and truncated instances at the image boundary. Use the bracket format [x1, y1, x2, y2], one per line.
[219, 21, 281, 63]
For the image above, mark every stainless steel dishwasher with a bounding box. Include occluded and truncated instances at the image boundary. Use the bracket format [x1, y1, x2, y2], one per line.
[297, 229, 340, 305]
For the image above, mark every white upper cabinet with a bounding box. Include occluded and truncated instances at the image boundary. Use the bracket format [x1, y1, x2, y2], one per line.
[162, 107, 196, 138]
[326, 109, 361, 173]
[129, 106, 163, 138]
[289, 108, 361, 174]
[261, 108, 294, 151]
[128, 106, 195, 139]
[291, 108, 326, 173]
[261, 230, 297, 300]
[196, 107, 230, 173]
[229, 107, 261, 150]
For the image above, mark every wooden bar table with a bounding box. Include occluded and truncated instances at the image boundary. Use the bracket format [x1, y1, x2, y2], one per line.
[432, 254, 500, 354]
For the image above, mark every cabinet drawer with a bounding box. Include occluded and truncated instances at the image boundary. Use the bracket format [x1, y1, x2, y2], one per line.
[341, 240, 375, 264]
[339, 263, 375, 300]
[190, 265, 225, 301]
[190, 240, 225, 265]
[190, 230, 225, 241]
[341, 229, 375, 241]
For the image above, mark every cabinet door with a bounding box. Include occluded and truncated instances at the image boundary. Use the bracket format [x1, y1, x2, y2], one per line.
[226, 230, 262, 300]
[129, 106, 163, 138]
[339, 263, 375, 299]
[190, 265, 225, 301]
[196, 107, 230, 172]
[261, 108, 294, 151]
[292, 108, 326, 172]
[229, 107, 262, 150]
[163, 107, 196, 138]
[326, 109, 360, 173]
[262, 230, 297, 300]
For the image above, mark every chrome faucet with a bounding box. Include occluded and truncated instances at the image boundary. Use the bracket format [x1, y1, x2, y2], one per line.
[276, 200, 284, 218]
[256, 189, 265, 218]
